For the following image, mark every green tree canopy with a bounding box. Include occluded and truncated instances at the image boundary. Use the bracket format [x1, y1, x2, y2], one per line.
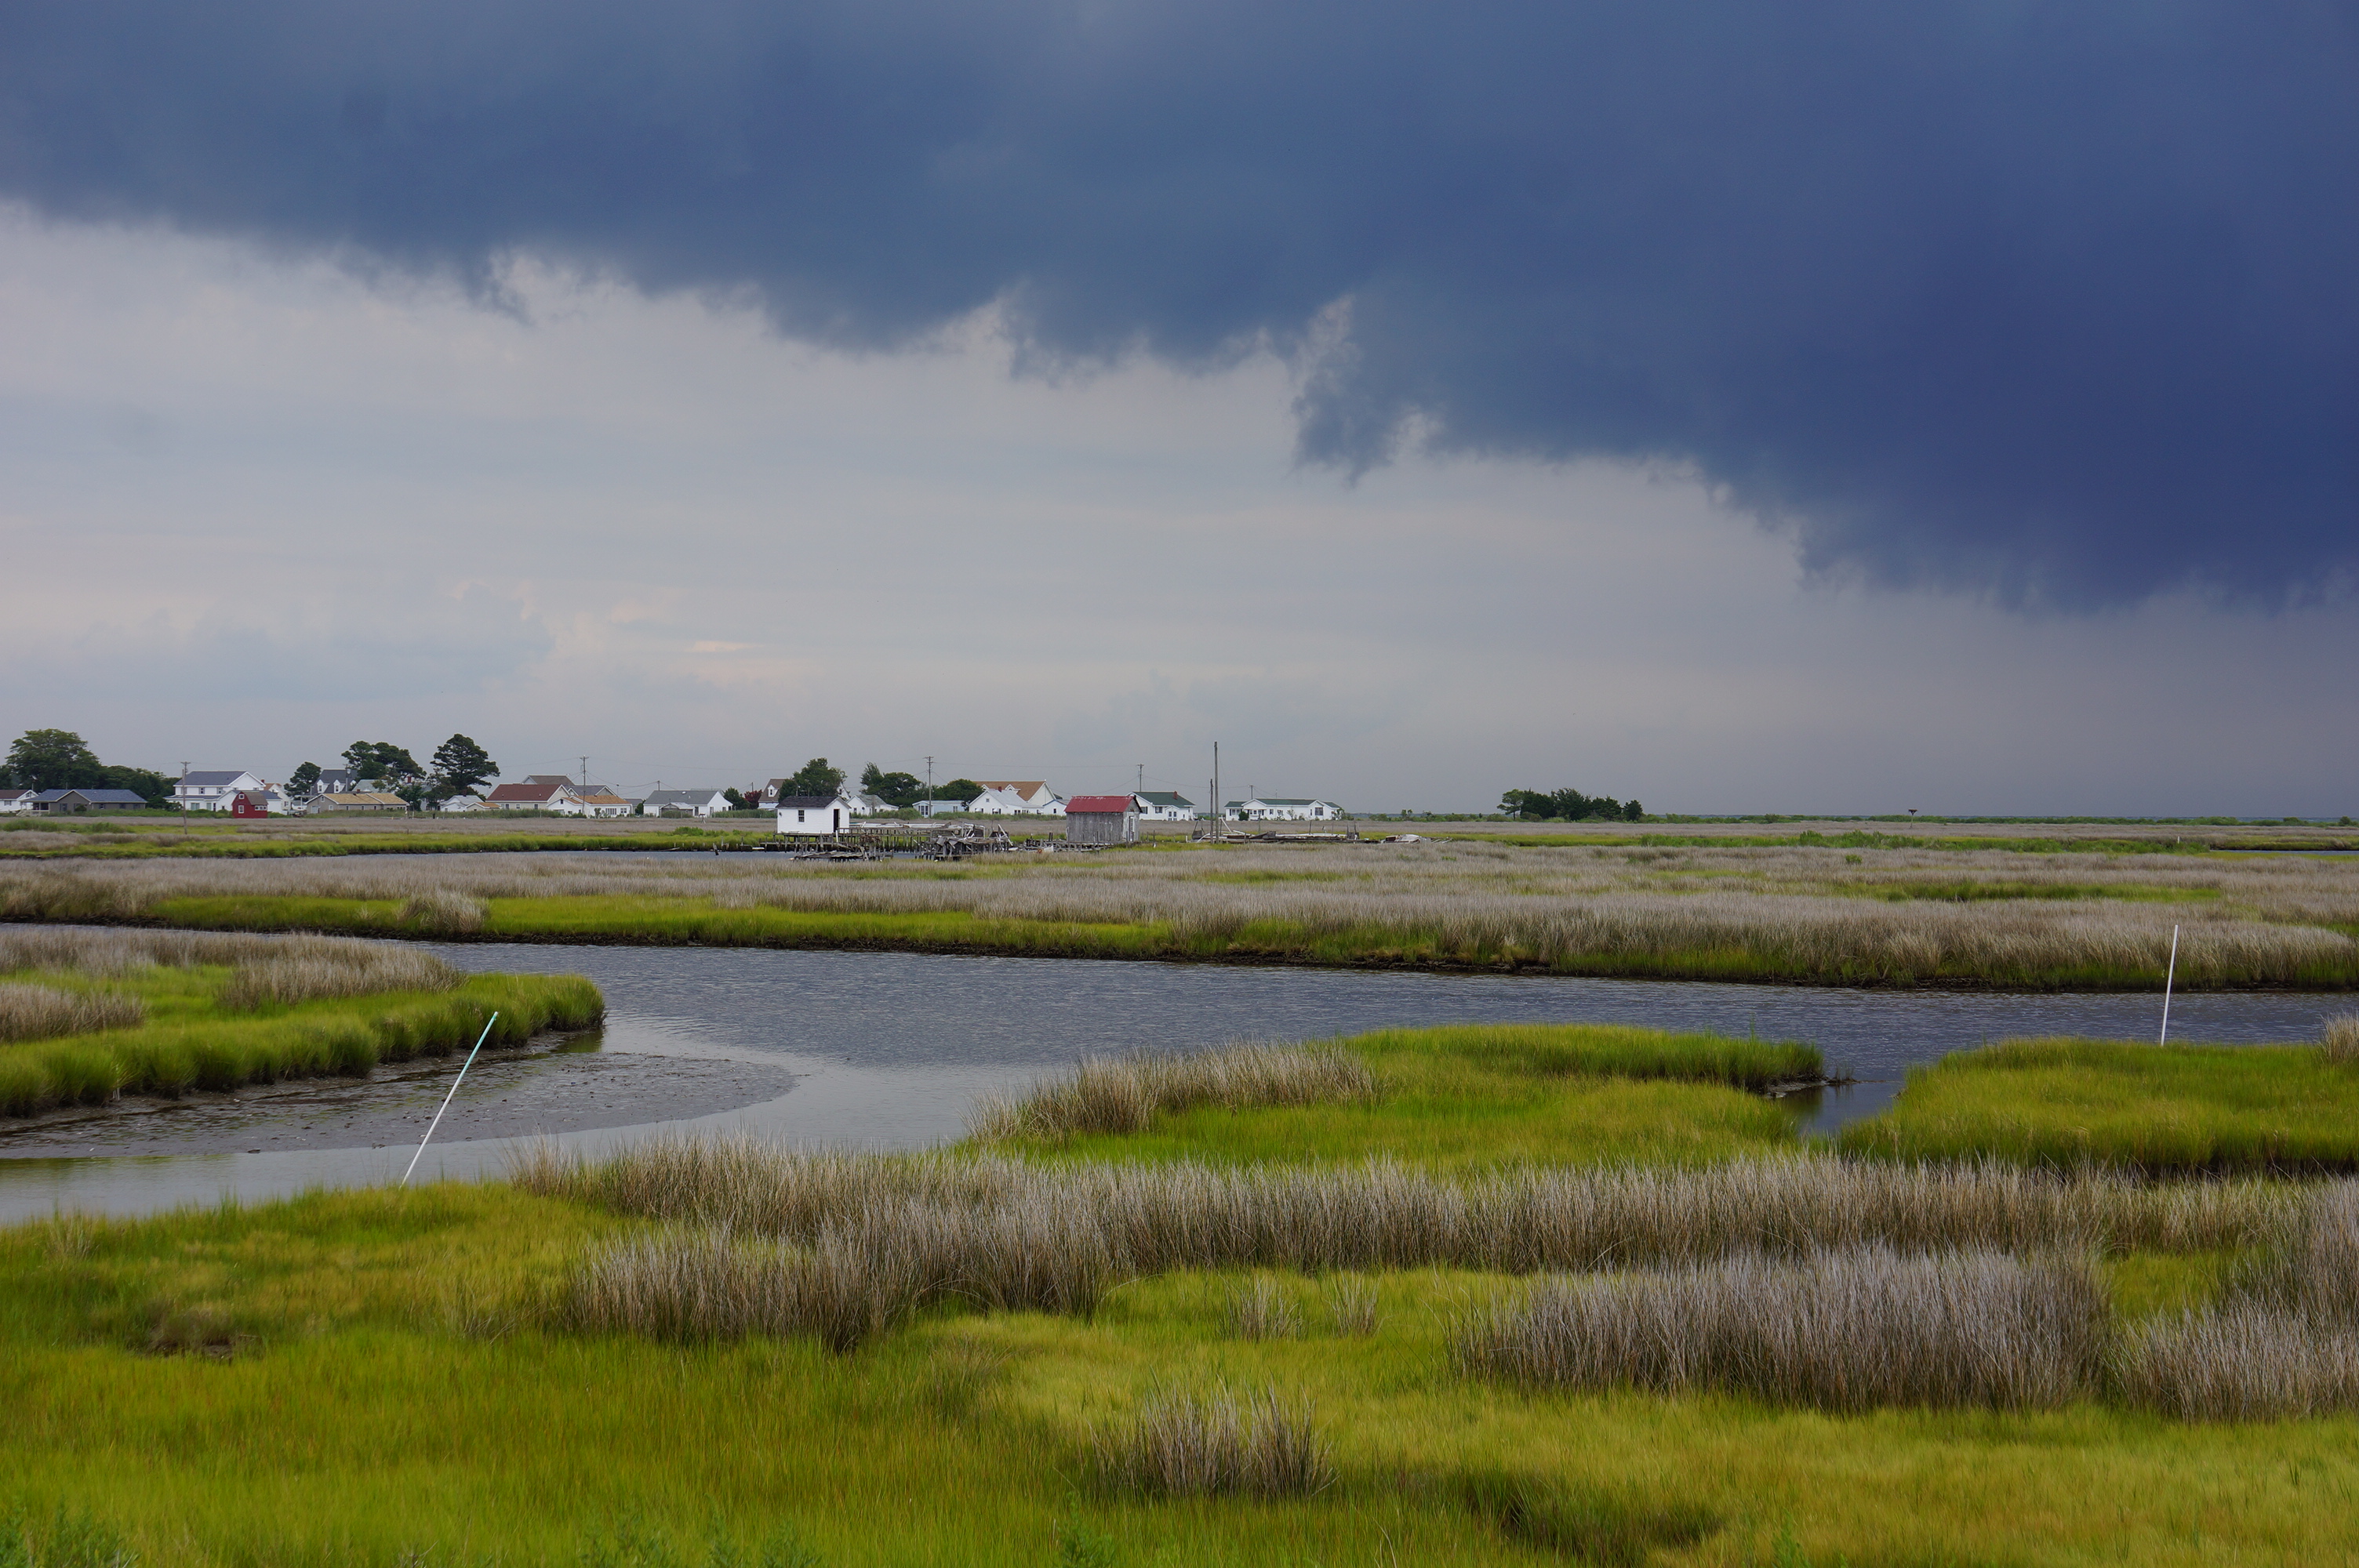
[429, 734, 499, 800]
[936, 778, 983, 804]
[860, 764, 924, 807]
[341, 742, 423, 787]
[5, 729, 105, 791]
[286, 761, 322, 797]
[785, 757, 845, 797]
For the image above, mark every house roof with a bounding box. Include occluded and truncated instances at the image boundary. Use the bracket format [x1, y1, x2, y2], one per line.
[569, 793, 632, 807]
[1135, 791, 1193, 806]
[975, 779, 1049, 796]
[522, 774, 578, 786]
[314, 792, 405, 806]
[178, 771, 253, 786]
[774, 794, 849, 810]
[37, 788, 151, 804]
[484, 782, 565, 803]
[643, 788, 726, 806]
[1067, 795, 1136, 815]
[0, 789, 30, 800]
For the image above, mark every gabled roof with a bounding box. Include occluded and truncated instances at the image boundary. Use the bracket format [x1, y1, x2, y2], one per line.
[1136, 791, 1193, 806]
[314, 792, 405, 805]
[569, 793, 633, 807]
[484, 781, 566, 803]
[976, 779, 1049, 796]
[1067, 795, 1136, 815]
[178, 771, 253, 786]
[522, 774, 578, 786]
[774, 794, 849, 810]
[644, 788, 728, 806]
[0, 788, 31, 800]
[38, 789, 151, 804]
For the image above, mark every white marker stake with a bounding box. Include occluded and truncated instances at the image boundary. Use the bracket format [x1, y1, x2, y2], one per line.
[402, 1012, 500, 1187]
[2158, 927, 2179, 1046]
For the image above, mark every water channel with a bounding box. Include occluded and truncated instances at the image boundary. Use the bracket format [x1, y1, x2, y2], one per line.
[2, 940, 2345, 1221]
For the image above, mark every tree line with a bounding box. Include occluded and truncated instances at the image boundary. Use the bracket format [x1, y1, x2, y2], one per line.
[1499, 786, 1646, 822]
[1, 730, 174, 802]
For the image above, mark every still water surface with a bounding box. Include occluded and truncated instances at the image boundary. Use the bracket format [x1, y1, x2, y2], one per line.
[2, 942, 2342, 1221]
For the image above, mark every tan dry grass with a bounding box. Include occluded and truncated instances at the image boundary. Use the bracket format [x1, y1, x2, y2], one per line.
[1456, 1247, 2110, 1410]
[219, 946, 458, 1009]
[967, 1040, 1377, 1142]
[516, 1138, 2295, 1272]
[2118, 1181, 2359, 1419]
[519, 1141, 2296, 1356]
[2323, 1014, 2359, 1065]
[0, 983, 144, 1043]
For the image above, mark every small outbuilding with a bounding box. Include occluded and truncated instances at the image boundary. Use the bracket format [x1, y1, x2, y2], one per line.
[1064, 794, 1139, 845]
[776, 793, 855, 837]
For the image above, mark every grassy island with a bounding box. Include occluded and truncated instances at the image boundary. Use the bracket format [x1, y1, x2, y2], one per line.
[5, 1020, 2357, 1565]
[0, 927, 603, 1116]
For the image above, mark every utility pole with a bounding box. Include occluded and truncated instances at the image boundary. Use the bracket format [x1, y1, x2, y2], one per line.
[925, 755, 934, 815]
[1212, 741, 1219, 833]
[579, 757, 589, 787]
[1137, 763, 1144, 794]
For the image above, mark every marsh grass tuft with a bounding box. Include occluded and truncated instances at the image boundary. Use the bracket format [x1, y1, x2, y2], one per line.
[220, 944, 458, 1009]
[1092, 1385, 1333, 1498]
[1455, 1247, 2110, 1410]
[1325, 1276, 1379, 1337]
[1227, 1275, 1300, 1340]
[968, 1040, 1377, 1142]
[2323, 1013, 2359, 1066]
[0, 983, 144, 1044]
[398, 888, 489, 935]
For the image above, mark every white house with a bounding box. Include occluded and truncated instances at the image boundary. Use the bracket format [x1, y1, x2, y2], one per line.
[174, 771, 265, 811]
[438, 793, 487, 813]
[1225, 797, 1345, 823]
[975, 780, 1063, 815]
[642, 788, 732, 818]
[914, 797, 975, 818]
[1133, 791, 1196, 821]
[852, 793, 890, 815]
[776, 791, 858, 837]
[965, 786, 1029, 816]
[556, 790, 634, 819]
[0, 789, 35, 815]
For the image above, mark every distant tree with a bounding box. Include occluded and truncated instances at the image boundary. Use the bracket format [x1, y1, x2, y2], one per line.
[935, 778, 983, 804]
[1500, 786, 1641, 822]
[1498, 789, 1554, 820]
[429, 734, 499, 802]
[860, 764, 924, 808]
[287, 761, 322, 797]
[341, 742, 423, 789]
[99, 765, 173, 806]
[724, 788, 749, 810]
[784, 757, 845, 797]
[5, 729, 106, 791]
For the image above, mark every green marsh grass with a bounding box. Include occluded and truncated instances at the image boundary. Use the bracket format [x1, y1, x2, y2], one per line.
[8, 1023, 2359, 1563]
[0, 927, 602, 1114]
[1838, 1036, 2359, 1171]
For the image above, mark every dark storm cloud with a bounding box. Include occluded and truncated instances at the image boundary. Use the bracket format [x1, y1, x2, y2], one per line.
[4, 2, 2354, 604]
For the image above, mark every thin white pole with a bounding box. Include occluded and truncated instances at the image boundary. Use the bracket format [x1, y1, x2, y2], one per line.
[403, 1012, 500, 1187]
[2158, 927, 2179, 1046]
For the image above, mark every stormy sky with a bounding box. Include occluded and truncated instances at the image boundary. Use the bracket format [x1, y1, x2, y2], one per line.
[2, 2, 2354, 813]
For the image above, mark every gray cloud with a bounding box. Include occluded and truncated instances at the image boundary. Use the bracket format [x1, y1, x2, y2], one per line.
[2, 2, 2354, 606]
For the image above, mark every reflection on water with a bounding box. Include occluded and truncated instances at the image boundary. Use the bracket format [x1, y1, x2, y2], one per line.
[2, 941, 2342, 1221]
